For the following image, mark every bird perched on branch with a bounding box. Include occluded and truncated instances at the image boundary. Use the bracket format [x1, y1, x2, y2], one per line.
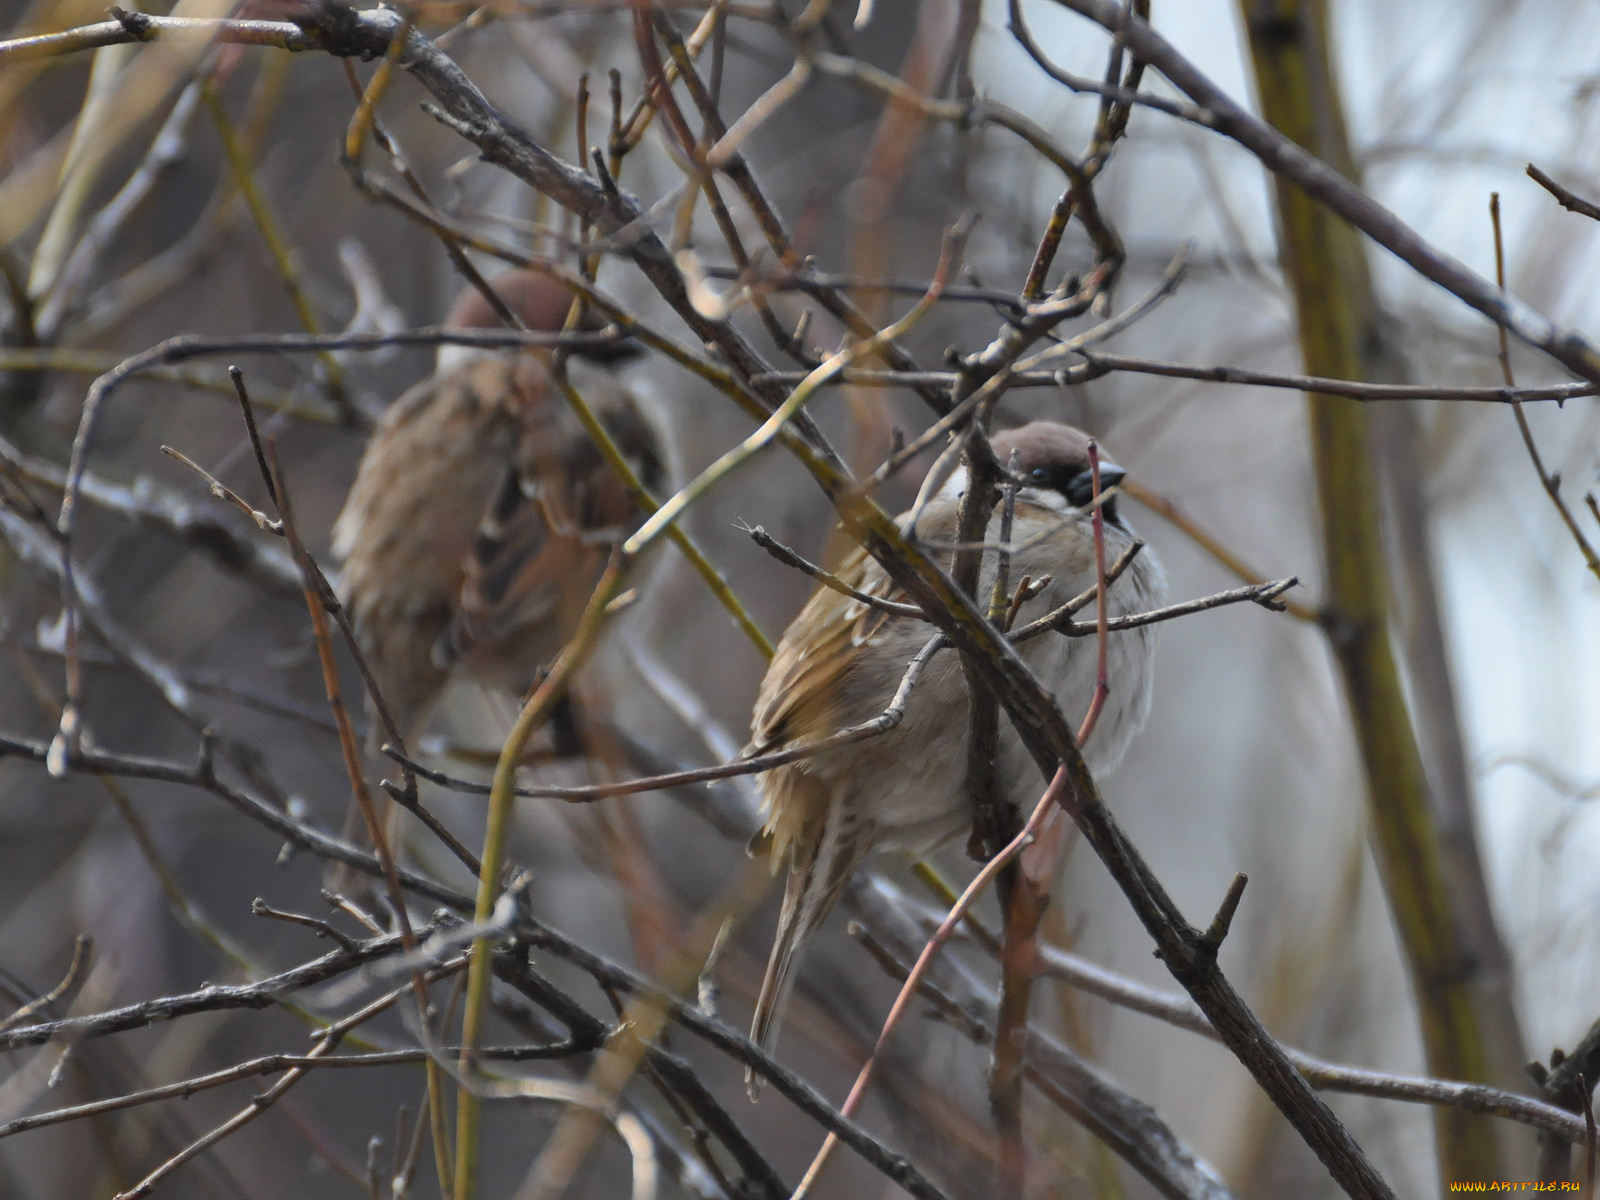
[331, 269, 664, 857]
[745, 421, 1163, 1068]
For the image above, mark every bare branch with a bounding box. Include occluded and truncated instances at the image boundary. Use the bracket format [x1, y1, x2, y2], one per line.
[1048, 0, 1600, 388]
[0, 923, 444, 1052]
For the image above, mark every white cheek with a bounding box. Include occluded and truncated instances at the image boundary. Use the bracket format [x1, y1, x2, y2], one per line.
[1014, 486, 1077, 517]
[435, 344, 499, 375]
[937, 474, 1078, 517]
[935, 465, 968, 504]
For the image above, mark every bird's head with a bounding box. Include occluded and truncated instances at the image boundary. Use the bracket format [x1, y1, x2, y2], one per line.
[438, 269, 643, 372]
[990, 421, 1128, 527]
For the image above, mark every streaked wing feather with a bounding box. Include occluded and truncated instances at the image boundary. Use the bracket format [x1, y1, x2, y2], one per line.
[440, 467, 560, 668]
[441, 368, 654, 680]
[334, 360, 523, 732]
[749, 546, 908, 754]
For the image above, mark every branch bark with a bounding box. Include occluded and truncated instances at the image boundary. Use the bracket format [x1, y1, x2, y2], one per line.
[1234, 0, 1525, 1178]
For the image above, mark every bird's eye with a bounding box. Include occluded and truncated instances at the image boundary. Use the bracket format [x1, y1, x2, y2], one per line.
[1029, 467, 1049, 484]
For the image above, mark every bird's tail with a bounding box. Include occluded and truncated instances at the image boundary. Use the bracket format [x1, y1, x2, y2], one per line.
[747, 796, 869, 1099]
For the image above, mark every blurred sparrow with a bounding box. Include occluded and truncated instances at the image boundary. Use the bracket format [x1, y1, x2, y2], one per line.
[746, 421, 1164, 1062]
[331, 270, 663, 854]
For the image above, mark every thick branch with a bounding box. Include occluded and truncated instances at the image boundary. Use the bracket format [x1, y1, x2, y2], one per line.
[852, 878, 1239, 1200]
[800, 462, 1396, 1199]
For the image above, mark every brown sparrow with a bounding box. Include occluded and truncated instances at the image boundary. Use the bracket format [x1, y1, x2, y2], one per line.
[746, 421, 1164, 1061]
[331, 270, 663, 849]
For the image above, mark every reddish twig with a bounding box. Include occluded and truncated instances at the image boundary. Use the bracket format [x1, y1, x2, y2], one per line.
[790, 766, 1073, 1198]
[1078, 441, 1111, 745]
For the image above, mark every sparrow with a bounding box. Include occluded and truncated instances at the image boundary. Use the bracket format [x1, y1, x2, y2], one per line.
[331, 270, 664, 856]
[745, 421, 1164, 1063]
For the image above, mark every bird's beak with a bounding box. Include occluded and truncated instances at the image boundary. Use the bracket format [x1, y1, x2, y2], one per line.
[1066, 462, 1126, 501]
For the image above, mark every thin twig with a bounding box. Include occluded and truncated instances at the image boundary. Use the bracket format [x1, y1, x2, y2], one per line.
[108, 957, 465, 1200]
[0, 728, 464, 909]
[1051, 0, 1600, 390]
[0, 429, 300, 594]
[387, 638, 944, 805]
[1118, 478, 1320, 623]
[0, 924, 444, 1052]
[454, 555, 634, 1200]
[1073, 347, 1595, 404]
[0, 1040, 584, 1142]
[1011, 577, 1300, 643]
[1489, 192, 1600, 580]
[159, 445, 282, 535]
[250, 898, 360, 954]
[1527, 163, 1600, 223]
[790, 768, 1072, 1197]
[850, 876, 1238, 1200]
[623, 219, 973, 558]
[0, 936, 92, 1033]
[744, 525, 924, 617]
[507, 911, 954, 1200]
[548, 370, 774, 658]
[253, 437, 457, 1195]
[1024, 938, 1592, 1142]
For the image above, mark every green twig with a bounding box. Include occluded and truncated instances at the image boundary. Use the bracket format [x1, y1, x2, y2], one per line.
[199, 80, 353, 420]
[548, 370, 773, 659]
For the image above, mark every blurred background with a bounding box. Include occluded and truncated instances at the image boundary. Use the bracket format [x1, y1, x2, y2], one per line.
[1, 0, 1598, 1196]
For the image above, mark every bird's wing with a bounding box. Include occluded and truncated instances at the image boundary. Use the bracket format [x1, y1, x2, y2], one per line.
[746, 493, 968, 765]
[747, 544, 906, 756]
[333, 361, 520, 732]
[439, 363, 659, 684]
